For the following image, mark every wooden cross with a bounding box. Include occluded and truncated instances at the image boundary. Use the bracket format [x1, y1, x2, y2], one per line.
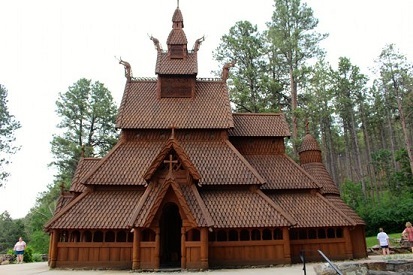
[164, 154, 178, 175]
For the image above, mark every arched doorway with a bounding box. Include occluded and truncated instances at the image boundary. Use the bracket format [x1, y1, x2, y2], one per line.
[160, 202, 182, 268]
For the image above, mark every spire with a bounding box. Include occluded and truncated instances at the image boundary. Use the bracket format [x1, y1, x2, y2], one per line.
[167, 5, 188, 58]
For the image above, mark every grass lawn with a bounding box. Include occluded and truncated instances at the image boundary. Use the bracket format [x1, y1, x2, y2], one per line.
[366, 232, 403, 248]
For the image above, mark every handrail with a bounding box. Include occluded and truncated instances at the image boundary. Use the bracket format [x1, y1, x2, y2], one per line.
[317, 250, 343, 275]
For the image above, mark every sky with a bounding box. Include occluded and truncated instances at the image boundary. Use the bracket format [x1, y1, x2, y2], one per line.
[0, 0, 412, 219]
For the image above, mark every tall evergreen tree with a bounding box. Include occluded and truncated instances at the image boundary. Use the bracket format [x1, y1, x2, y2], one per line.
[0, 84, 21, 186]
[376, 44, 413, 175]
[51, 78, 118, 185]
[214, 21, 282, 112]
[267, 0, 327, 152]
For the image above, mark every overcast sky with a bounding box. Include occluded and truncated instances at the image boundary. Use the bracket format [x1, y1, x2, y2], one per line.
[0, 0, 412, 219]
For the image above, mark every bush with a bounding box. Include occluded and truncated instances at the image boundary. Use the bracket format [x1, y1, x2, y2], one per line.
[23, 246, 33, 263]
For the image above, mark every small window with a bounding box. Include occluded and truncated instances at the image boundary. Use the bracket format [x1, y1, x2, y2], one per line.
[308, 229, 317, 239]
[327, 228, 335, 238]
[142, 229, 156, 242]
[318, 229, 326, 239]
[117, 231, 127, 242]
[105, 231, 115, 242]
[299, 229, 307, 239]
[83, 231, 92, 242]
[59, 231, 68, 242]
[289, 229, 298, 240]
[93, 231, 104, 242]
[336, 228, 343, 238]
[262, 229, 272, 240]
[274, 228, 283, 240]
[217, 230, 227, 242]
[70, 231, 80, 242]
[229, 230, 238, 241]
[251, 229, 261, 240]
[240, 229, 250, 241]
[186, 229, 200, 241]
[208, 231, 216, 242]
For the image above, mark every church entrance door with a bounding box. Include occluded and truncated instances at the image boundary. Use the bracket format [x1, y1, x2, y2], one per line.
[160, 202, 182, 268]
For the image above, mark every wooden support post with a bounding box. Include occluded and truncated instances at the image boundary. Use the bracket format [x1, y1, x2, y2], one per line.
[282, 227, 291, 263]
[343, 227, 353, 259]
[50, 230, 59, 268]
[155, 228, 160, 269]
[200, 228, 209, 270]
[181, 227, 186, 269]
[132, 228, 141, 270]
[48, 232, 52, 266]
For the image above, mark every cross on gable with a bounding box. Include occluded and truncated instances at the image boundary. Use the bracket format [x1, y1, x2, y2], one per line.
[164, 154, 179, 176]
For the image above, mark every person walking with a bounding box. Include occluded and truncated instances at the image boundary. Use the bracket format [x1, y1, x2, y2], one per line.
[377, 228, 390, 255]
[13, 237, 26, 263]
[402, 221, 413, 252]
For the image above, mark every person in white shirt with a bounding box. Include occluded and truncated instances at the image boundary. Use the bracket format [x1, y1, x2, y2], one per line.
[13, 237, 27, 263]
[377, 228, 390, 255]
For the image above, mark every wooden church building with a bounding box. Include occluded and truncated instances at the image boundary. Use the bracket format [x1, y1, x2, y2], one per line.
[45, 4, 367, 270]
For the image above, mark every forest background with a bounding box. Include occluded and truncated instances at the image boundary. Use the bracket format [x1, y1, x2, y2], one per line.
[1, 0, 412, 255]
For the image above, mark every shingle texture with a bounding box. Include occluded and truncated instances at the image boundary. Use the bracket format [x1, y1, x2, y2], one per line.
[229, 113, 290, 137]
[48, 190, 144, 230]
[299, 134, 320, 152]
[82, 136, 263, 186]
[201, 189, 292, 228]
[267, 192, 354, 228]
[301, 163, 340, 195]
[325, 195, 365, 225]
[70, 158, 101, 192]
[245, 154, 320, 190]
[155, 52, 197, 74]
[116, 80, 233, 129]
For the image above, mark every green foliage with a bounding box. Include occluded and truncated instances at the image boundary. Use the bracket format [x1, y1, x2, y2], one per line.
[0, 84, 21, 186]
[214, 21, 281, 113]
[27, 230, 50, 254]
[23, 246, 33, 263]
[0, 211, 26, 253]
[51, 78, 118, 183]
[25, 78, 119, 257]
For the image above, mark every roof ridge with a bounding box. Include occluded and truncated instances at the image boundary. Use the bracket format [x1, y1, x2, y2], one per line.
[224, 140, 266, 185]
[128, 184, 153, 227]
[255, 188, 297, 226]
[190, 184, 214, 227]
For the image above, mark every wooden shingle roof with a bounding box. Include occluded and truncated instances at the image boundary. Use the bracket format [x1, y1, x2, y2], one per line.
[325, 195, 365, 225]
[81, 135, 264, 187]
[301, 162, 340, 195]
[155, 52, 197, 75]
[267, 192, 356, 228]
[46, 190, 145, 230]
[244, 154, 321, 190]
[70, 158, 101, 193]
[200, 189, 295, 228]
[229, 113, 290, 137]
[116, 80, 233, 129]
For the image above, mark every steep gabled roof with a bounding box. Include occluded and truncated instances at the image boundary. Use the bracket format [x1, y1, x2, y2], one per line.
[130, 180, 213, 228]
[267, 192, 356, 228]
[229, 113, 291, 137]
[244, 154, 321, 190]
[116, 80, 234, 129]
[143, 136, 201, 182]
[155, 52, 197, 74]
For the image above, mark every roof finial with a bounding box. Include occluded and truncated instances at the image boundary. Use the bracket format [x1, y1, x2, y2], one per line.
[177, 0, 179, 8]
[170, 123, 176, 139]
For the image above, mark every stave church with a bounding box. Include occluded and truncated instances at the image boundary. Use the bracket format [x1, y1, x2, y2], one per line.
[45, 3, 367, 270]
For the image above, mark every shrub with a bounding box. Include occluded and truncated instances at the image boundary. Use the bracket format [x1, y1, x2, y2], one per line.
[32, 253, 43, 262]
[23, 246, 33, 263]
